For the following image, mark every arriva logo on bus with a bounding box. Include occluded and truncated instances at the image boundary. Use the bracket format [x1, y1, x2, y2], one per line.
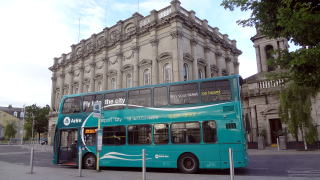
[63, 117, 82, 126]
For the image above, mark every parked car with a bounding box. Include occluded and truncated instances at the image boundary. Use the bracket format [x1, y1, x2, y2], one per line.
[40, 138, 48, 145]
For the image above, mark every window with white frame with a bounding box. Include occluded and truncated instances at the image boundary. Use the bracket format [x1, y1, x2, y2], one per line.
[126, 73, 132, 88]
[111, 77, 117, 90]
[163, 63, 171, 83]
[97, 81, 102, 91]
[198, 69, 204, 79]
[143, 68, 151, 85]
[183, 63, 189, 81]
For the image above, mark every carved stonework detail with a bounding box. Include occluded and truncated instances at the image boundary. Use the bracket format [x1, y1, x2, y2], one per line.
[90, 62, 96, 68]
[204, 45, 211, 52]
[131, 46, 140, 53]
[157, 52, 173, 62]
[121, 64, 134, 72]
[190, 38, 197, 46]
[138, 59, 152, 67]
[107, 70, 117, 76]
[124, 50, 134, 61]
[150, 39, 159, 47]
[215, 51, 222, 57]
[170, 30, 183, 39]
[60, 73, 65, 78]
[109, 58, 118, 65]
[183, 53, 194, 63]
[210, 64, 218, 73]
[84, 67, 91, 73]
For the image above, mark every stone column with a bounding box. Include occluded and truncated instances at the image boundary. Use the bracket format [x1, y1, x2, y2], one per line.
[191, 39, 198, 80]
[50, 75, 57, 110]
[254, 44, 262, 73]
[132, 46, 140, 87]
[68, 69, 74, 94]
[215, 51, 223, 76]
[204, 45, 211, 78]
[170, 30, 183, 82]
[102, 57, 109, 90]
[234, 61, 240, 74]
[117, 52, 123, 89]
[90, 61, 96, 92]
[59, 72, 65, 101]
[79, 60, 84, 93]
[150, 38, 159, 84]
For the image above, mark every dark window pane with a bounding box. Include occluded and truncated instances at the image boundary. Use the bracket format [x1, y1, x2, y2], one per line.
[62, 97, 81, 114]
[153, 124, 168, 144]
[104, 91, 127, 110]
[203, 121, 217, 143]
[200, 80, 231, 103]
[171, 122, 200, 144]
[154, 87, 168, 107]
[128, 89, 151, 108]
[128, 125, 151, 144]
[83, 95, 94, 112]
[169, 83, 199, 105]
[103, 126, 126, 145]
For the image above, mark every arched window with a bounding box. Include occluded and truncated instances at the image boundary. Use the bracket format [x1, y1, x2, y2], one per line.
[85, 84, 89, 93]
[265, 45, 275, 72]
[198, 69, 204, 79]
[97, 81, 102, 91]
[163, 63, 172, 83]
[126, 73, 132, 88]
[111, 77, 117, 90]
[183, 63, 189, 81]
[143, 68, 151, 85]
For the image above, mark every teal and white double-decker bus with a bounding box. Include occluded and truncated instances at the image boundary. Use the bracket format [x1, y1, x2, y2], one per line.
[53, 75, 247, 173]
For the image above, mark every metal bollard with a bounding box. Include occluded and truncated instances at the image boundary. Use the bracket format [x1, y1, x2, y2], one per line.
[277, 138, 280, 151]
[229, 148, 234, 180]
[78, 147, 82, 177]
[142, 149, 146, 180]
[30, 147, 34, 174]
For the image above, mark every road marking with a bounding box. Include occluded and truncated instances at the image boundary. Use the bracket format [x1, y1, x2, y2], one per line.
[287, 169, 320, 177]
[0, 152, 29, 155]
[248, 167, 269, 170]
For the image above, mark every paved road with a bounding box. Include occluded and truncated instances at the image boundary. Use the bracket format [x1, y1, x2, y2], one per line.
[0, 145, 320, 179]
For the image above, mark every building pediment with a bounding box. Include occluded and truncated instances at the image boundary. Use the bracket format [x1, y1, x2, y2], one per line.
[138, 59, 152, 67]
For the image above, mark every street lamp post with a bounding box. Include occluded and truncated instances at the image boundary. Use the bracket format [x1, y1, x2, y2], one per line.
[31, 113, 35, 143]
[20, 106, 25, 145]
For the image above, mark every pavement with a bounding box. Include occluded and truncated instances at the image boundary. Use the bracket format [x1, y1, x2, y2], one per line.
[0, 145, 319, 180]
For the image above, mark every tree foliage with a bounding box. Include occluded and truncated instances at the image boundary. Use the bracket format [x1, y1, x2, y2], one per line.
[24, 104, 50, 139]
[4, 122, 17, 139]
[221, 0, 320, 88]
[279, 82, 318, 144]
[221, 0, 320, 144]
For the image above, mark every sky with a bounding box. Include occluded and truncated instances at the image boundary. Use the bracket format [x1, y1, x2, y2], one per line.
[0, 0, 266, 107]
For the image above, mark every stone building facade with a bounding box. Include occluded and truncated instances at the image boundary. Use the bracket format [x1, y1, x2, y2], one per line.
[48, 0, 241, 145]
[241, 30, 320, 146]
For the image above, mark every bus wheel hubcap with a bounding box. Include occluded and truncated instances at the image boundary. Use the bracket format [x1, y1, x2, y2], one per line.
[183, 158, 194, 169]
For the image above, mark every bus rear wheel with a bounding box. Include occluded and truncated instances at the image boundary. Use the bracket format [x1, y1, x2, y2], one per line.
[83, 153, 96, 169]
[178, 153, 199, 173]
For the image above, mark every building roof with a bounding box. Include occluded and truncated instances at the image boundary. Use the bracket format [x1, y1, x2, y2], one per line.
[0, 106, 23, 120]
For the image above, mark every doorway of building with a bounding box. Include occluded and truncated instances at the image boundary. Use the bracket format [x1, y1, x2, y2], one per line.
[269, 118, 282, 144]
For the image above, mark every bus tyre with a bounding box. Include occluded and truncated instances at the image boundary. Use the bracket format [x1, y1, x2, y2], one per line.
[83, 153, 96, 169]
[178, 153, 199, 174]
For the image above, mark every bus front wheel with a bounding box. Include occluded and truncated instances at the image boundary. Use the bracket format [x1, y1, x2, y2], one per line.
[178, 153, 199, 173]
[83, 153, 96, 169]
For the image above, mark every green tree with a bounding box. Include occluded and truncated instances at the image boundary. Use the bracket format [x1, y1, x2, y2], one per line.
[24, 104, 50, 140]
[279, 82, 318, 148]
[221, 0, 320, 146]
[4, 122, 17, 139]
[221, 0, 320, 89]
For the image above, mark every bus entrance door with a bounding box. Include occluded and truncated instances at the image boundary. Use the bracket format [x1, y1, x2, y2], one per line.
[58, 129, 78, 166]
